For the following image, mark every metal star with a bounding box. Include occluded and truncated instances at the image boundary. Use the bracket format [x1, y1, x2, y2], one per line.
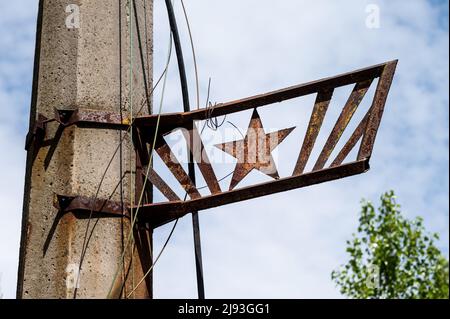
[215, 109, 295, 190]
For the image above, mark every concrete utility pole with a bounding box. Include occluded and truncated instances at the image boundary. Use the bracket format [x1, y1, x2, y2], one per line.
[17, 0, 153, 298]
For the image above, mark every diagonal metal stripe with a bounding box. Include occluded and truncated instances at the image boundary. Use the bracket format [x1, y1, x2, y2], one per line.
[313, 79, 373, 171]
[182, 125, 221, 195]
[154, 135, 201, 200]
[358, 61, 398, 160]
[330, 111, 370, 168]
[143, 168, 180, 202]
[293, 89, 334, 176]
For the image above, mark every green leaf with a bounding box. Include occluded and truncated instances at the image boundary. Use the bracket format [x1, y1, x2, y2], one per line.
[331, 191, 449, 299]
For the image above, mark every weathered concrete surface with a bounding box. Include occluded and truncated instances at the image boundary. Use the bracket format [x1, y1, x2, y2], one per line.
[17, 0, 153, 299]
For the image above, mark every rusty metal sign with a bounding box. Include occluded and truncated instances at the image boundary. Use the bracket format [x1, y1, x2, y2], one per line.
[48, 61, 397, 228]
[130, 60, 397, 228]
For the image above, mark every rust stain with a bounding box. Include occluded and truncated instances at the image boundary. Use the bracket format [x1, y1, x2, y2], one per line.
[313, 79, 373, 171]
[293, 89, 333, 175]
[183, 125, 221, 194]
[215, 109, 295, 190]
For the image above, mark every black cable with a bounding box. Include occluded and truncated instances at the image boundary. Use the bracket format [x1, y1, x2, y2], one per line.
[164, 0, 205, 300]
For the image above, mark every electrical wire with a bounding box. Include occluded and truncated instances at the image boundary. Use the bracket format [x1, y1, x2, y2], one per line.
[129, 0, 136, 298]
[123, 28, 174, 298]
[126, 218, 179, 298]
[125, 0, 217, 298]
[164, 0, 205, 300]
[106, 25, 174, 299]
[180, 0, 200, 110]
[78, 0, 244, 299]
[73, 28, 173, 301]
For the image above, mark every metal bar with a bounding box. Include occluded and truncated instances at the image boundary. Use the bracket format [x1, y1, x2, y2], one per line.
[293, 89, 333, 175]
[330, 112, 370, 167]
[313, 79, 373, 171]
[154, 135, 201, 199]
[133, 126, 151, 206]
[133, 61, 393, 129]
[137, 159, 370, 228]
[54, 108, 129, 128]
[25, 109, 129, 152]
[165, 0, 205, 300]
[358, 60, 398, 160]
[143, 169, 180, 202]
[183, 125, 221, 194]
[53, 194, 129, 218]
[25, 113, 48, 151]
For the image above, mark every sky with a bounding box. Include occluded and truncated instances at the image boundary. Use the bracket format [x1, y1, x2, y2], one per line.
[0, 0, 448, 299]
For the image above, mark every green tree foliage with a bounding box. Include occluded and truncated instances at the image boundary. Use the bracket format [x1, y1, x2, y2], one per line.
[332, 191, 449, 299]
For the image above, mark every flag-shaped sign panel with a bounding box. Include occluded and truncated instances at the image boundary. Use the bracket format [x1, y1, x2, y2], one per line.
[130, 60, 397, 228]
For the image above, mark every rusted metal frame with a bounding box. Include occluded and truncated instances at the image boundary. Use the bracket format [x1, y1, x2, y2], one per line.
[182, 123, 221, 194]
[293, 89, 334, 176]
[128, 126, 155, 299]
[136, 159, 370, 228]
[132, 129, 181, 203]
[53, 194, 129, 218]
[312, 79, 373, 171]
[358, 60, 398, 160]
[154, 134, 201, 200]
[133, 61, 393, 129]
[133, 126, 150, 207]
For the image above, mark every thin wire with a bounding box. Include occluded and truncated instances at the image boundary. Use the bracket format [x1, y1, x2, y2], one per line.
[200, 78, 227, 132]
[143, 0, 152, 113]
[128, 0, 136, 299]
[106, 30, 174, 299]
[180, 0, 200, 110]
[126, 11, 248, 294]
[165, 0, 205, 299]
[226, 121, 245, 140]
[103, 0, 242, 297]
[118, 0, 126, 298]
[197, 79, 244, 190]
[126, 217, 179, 298]
[125, 28, 173, 297]
[72, 37, 171, 300]
[126, 140, 240, 298]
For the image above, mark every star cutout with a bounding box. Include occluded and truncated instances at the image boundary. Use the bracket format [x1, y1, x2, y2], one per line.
[215, 109, 295, 190]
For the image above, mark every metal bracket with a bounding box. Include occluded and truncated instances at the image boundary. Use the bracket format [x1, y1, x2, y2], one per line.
[25, 108, 130, 151]
[52, 108, 130, 128]
[25, 113, 49, 151]
[53, 194, 130, 218]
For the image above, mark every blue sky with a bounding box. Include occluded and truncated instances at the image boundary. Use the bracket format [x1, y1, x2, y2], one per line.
[0, 0, 448, 298]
